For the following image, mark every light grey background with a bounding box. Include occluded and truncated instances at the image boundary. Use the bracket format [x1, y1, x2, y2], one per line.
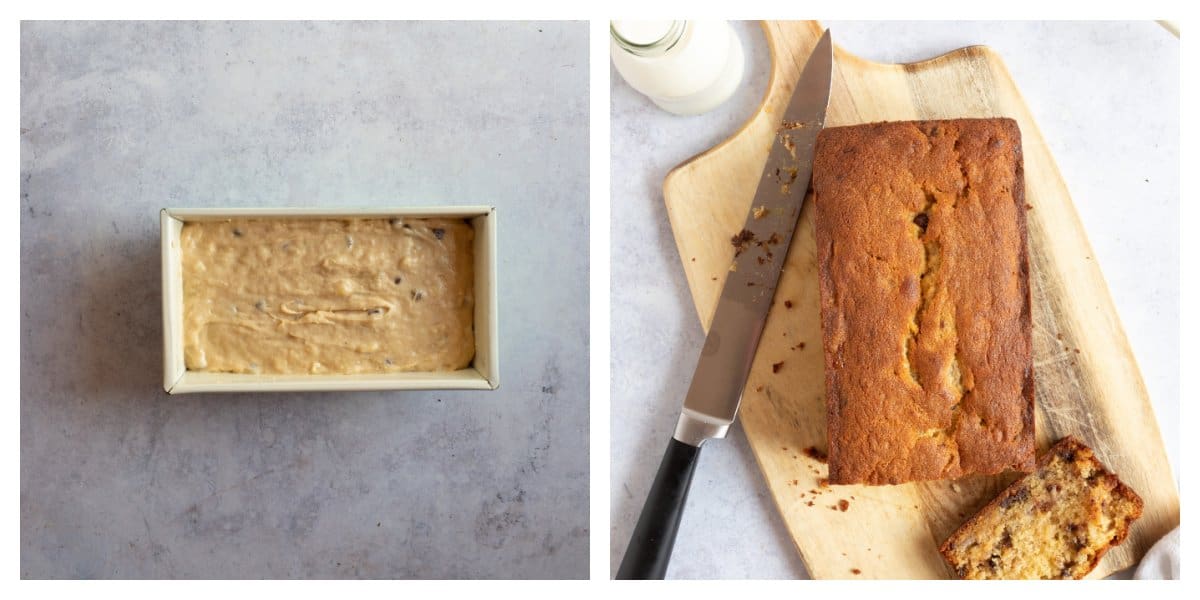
[21, 21, 589, 579]
[610, 21, 1179, 579]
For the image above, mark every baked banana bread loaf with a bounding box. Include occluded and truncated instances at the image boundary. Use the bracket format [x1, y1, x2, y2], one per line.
[939, 436, 1144, 579]
[812, 118, 1034, 485]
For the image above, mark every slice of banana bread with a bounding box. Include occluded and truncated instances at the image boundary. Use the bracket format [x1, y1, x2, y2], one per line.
[939, 436, 1144, 579]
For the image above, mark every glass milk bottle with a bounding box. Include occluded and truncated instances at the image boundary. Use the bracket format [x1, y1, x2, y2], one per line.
[610, 20, 745, 116]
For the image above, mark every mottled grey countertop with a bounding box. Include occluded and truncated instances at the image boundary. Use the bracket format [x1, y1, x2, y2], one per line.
[610, 21, 1179, 579]
[21, 21, 589, 579]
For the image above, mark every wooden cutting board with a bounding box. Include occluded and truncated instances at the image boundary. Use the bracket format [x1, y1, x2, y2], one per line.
[663, 20, 1179, 579]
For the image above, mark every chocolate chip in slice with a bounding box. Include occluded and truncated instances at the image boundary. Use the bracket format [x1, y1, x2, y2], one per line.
[999, 486, 1030, 509]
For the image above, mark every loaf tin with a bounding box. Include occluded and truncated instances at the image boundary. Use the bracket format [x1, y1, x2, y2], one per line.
[160, 206, 499, 394]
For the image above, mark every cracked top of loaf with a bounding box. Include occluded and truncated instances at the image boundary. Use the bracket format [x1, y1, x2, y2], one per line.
[812, 118, 1034, 485]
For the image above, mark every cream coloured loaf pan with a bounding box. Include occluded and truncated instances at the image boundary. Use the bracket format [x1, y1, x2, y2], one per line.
[161, 206, 498, 394]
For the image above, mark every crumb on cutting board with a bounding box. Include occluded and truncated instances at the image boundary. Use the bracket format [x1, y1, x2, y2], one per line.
[803, 446, 828, 463]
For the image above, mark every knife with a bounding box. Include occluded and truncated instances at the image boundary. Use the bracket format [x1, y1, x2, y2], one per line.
[616, 29, 833, 580]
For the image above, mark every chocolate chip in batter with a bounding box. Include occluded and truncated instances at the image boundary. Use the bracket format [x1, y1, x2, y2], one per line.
[232, 228, 243, 237]
[393, 276, 403, 285]
[433, 228, 445, 240]
[255, 300, 267, 311]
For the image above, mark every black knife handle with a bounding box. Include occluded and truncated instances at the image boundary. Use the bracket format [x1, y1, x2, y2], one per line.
[616, 437, 702, 579]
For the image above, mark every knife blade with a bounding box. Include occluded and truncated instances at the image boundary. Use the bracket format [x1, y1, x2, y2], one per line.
[617, 29, 833, 580]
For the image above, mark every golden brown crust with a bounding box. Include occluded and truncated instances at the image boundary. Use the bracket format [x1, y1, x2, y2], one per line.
[938, 436, 1144, 579]
[812, 118, 1034, 485]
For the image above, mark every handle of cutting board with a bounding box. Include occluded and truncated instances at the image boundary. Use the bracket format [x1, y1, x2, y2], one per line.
[616, 437, 702, 579]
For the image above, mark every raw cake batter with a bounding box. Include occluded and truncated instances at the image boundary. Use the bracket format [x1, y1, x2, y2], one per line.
[181, 217, 475, 374]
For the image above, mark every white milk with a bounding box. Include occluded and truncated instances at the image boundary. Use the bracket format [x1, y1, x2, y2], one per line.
[610, 20, 745, 116]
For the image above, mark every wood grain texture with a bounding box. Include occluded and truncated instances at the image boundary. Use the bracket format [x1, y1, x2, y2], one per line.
[662, 20, 1178, 580]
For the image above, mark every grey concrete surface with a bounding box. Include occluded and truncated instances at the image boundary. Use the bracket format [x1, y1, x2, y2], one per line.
[21, 21, 589, 579]
[610, 21, 1178, 578]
